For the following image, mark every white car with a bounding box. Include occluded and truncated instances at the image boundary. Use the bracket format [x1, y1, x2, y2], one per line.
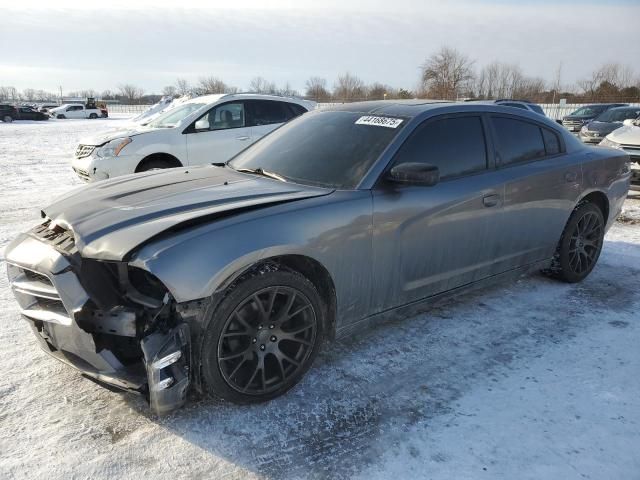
[600, 118, 640, 190]
[51, 104, 104, 119]
[71, 94, 315, 182]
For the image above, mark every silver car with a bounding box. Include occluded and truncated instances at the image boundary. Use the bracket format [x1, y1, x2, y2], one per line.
[5, 101, 631, 414]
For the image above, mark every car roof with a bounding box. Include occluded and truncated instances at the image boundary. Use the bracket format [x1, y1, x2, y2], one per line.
[323, 100, 456, 117]
[184, 93, 315, 108]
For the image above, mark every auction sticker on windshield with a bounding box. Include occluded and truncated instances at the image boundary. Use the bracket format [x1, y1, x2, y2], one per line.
[355, 116, 403, 128]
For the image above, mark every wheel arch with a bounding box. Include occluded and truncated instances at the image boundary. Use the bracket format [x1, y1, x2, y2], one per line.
[216, 254, 338, 340]
[135, 152, 183, 172]
[577, 190, 610, 223]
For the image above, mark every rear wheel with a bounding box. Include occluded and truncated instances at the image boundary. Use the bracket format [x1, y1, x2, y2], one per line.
[201, 269, 324, 403]
[2, 115, 13, 123]
[56, 114, 66, 119]
[547, 202, 605, 283]
[89, 113, 98, 119]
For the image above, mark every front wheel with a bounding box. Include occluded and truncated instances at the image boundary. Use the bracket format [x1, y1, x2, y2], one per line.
[56, 114, 66, 119]
[2, 115, 13, 123]
[547, 202, 605, 283]
[201, 269, 325, 403]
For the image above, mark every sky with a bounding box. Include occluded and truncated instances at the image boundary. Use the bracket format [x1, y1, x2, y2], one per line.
[0, 0, 638, 95]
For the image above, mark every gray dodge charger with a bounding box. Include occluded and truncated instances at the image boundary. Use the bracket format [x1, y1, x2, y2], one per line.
[5, 101, 631, 413]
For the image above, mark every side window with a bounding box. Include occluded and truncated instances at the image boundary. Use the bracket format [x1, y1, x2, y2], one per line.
[393, 116, 487, 179]
[248, 100, 290, 126]
[69, 105, 82, 111]
[286, 103, 308, 118]
[491, 116, 546, 166]
[193, 102, 245, 131]
[541, 128, 561, 156]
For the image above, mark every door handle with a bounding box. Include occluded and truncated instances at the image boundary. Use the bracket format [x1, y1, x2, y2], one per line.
[482, 194, 500, 208]
[236, 136, 250, 141]
[565, 171, 578, 183]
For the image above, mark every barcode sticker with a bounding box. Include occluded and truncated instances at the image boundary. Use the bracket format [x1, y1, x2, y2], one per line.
[355, 116, 403, 128]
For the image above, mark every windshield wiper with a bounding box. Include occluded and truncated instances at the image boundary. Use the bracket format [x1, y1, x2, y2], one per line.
[235, 167, 287, 182]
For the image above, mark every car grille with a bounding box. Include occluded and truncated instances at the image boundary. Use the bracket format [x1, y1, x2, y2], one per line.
[75, 144, 95, 159]
[621, 144, 640, 160]
[32, 220, 77, 254]
[73, 167, 91, 182]
[8, 265, 71, 325]
[563, 120, 583, 130]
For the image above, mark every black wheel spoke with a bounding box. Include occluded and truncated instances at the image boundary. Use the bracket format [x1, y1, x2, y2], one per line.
[217, 285, 317, 395]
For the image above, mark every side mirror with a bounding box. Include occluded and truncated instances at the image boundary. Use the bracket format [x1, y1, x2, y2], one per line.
[387, 162, 440, 187]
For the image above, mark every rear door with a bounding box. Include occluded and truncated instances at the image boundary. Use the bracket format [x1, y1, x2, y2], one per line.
[371, 114, 506, 312]
[185, 101, 253, 165]
[246, 100, 301, 141]
[487, 114, 581, 268]
[66, 105, 84, 118]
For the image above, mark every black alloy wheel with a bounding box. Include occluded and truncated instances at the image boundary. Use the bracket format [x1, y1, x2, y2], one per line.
[201, 269, 324, 403]
[549, 202, 605, 283]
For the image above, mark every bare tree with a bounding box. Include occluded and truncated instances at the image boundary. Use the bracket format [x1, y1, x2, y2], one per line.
[0, 86, 19, 101]
[305, 77, 330, 102]
[197, 76, 228, 95]
[333, 72, 365, 102]
[175, 78, 191, 96]
[118, 84, 145, 104]
[421, 46, 475, 100]
[367, 82, 394, 100]
[249, 77, 277, 94]
[162, 85, 177, 97]
[22, 88, 36, 101]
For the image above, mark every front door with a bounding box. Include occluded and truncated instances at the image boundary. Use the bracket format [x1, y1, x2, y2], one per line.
[371, 114, 505, 312]
[185, 101, 253, 165]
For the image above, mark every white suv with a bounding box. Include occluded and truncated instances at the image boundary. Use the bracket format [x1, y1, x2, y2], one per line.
[71, 94, 315, 182]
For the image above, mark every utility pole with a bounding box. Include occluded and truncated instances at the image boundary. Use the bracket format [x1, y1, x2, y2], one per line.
[59, 86, 63, 104]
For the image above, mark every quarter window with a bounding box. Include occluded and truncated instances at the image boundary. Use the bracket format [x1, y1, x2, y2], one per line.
[392, 116, 487, 179]
[491, 117, 546, 165]
[541, 128, 561, 156]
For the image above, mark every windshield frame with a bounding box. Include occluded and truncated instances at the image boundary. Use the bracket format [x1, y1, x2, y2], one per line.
[147, 102, 207, 129]
[227, 110, 410, 190]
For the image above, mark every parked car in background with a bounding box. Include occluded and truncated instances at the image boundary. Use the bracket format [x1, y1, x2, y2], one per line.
[494, 99, 547, 116]
[38, 104, 60, 113]
[579, 106, 640, 143]
[71, 93, 315, 182]
[1, 104, 50, 122]
[50, 103, 105, 119]
[1, 104, 18, 122]
[562, 103, 628, 132]
[600, 117, 640, 189]
[6, 101, 630, 414]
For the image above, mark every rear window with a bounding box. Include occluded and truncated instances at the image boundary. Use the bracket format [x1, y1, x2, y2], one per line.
[491, 117, 546, 166]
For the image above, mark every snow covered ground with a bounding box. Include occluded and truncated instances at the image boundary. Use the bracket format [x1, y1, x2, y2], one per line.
[0, 117, 639, 480]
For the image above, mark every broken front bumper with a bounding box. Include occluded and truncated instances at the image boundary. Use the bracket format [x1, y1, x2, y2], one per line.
[5, 231, 191, 414]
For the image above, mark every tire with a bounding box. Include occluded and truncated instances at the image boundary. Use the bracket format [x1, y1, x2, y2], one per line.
[56, 114, 66, 119]
[547, 202, 605, 283]
[201, 269, 325, 404]
[136, 158, 177, 172]
[89, 113, 98, 119]
[2, 115, 13, 123]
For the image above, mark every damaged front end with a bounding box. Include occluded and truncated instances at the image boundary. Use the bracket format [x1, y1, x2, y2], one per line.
[5, 220, 191, 414]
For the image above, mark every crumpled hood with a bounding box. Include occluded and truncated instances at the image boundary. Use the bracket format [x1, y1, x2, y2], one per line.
[79, 126, 151, 146]
[607, 124, 640, 144]
[42, 166, 332, 260]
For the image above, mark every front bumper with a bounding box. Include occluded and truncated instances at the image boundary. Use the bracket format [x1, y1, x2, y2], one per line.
[579, 132, 605, 143]
[5, 228, 191, 414]
[71, 150, 142, 183]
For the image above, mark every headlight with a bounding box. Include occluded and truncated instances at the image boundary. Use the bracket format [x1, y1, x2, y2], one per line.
[96, 137, 132, 158]
[599, 137, 621, 149]
[580, 125, 588, 133]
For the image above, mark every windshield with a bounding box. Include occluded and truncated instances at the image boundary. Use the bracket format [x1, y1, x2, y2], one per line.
[594, 108, 640, 123]
[229, 111, 406, 189]
[148, 103, 205, 128]
[570, 106, 606, 117]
